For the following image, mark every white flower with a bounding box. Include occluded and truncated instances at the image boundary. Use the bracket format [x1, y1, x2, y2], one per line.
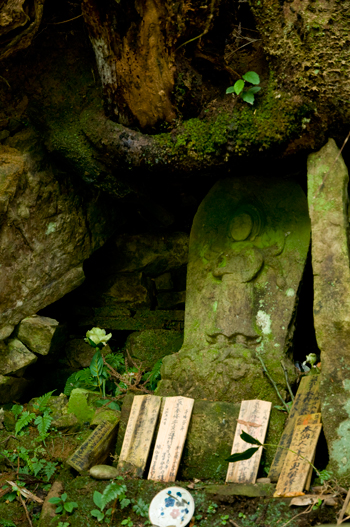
[84, 327, 112, 347]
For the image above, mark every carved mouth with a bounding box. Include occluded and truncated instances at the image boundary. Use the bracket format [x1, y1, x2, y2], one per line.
[206, 333, 260, 347]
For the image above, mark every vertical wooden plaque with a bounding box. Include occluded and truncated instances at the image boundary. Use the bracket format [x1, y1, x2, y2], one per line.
[226, 400, 272, 484]
[148, 396, 194, 482]
[274, 422, 322, 497]
[117, 394, 161, 477]
[295, 413, 322, 491]
[269, 375, 320, 482]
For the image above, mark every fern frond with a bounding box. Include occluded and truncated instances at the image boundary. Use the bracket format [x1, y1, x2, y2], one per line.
[34, 390, 56, 412]
[35, 413, 53, 437]
[101, 481, 127, 510]
[15, 412, 35, 436]
[43, 460, 58, 482]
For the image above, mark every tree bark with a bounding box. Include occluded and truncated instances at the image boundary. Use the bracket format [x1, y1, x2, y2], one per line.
[81, 0, 220, 129]
[0, 0, 45, 61]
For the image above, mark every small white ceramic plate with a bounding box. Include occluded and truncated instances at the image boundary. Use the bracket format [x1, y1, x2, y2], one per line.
[149, 486, 195, 527]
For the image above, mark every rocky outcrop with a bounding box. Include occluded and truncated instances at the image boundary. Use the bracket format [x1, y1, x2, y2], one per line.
[308, 138, 350, 481]
[0, 129, 118, 339]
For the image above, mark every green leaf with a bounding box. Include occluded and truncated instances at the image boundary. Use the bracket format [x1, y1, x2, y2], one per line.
[233, 79, 245, 95]
[225, 86, 235, 94]
[242, 71, 260, 84]
[108, 401, 120, 411]
[56, 505, 63, 514]
[7, 492, 17, 502]
[93, 490, 104, 510]
[33, 390, 56, 412]
[225, 447, 259, 462]
[247, 86, 261, 94]
[61, 493, 67, 502]
[90, 350, 104, 378]
[91, 510, 105, 521]
[11, 404, 23, 418]
[120, 498, 131, 509]
[101, 481, 127, 510]
[240, 431, 263, 445]
[35, 413, 53, 439]
[64, 502, 78, 513]
[15, 411, 35, 436]
[241, 91, 255, 104]
[43, 461, 58, 482]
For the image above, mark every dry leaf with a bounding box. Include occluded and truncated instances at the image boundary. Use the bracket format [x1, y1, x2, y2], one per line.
[274, 491, 305, 498]
[290, 495, 319, 506]
[237, 419, 261, 428]
[324, 497, 337, 506]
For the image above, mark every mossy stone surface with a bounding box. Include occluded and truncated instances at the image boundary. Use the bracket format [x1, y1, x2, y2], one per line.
[308, 139, 350, 483]
[158, 177, 310, 403]
[67, 388, 96, 424]
[125, 329, 184, 370]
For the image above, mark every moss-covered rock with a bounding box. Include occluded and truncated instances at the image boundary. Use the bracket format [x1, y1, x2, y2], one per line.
[125, 329, 184, 370]
[67, 388, 97, 424]
[308, 138, 350, 483]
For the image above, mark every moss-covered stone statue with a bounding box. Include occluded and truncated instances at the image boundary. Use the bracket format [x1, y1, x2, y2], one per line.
[157, 177, 310, 402]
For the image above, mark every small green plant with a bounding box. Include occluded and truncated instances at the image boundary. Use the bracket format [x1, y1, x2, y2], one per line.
[57, 523, 70, 527]
[132, 497, 149, 517]
[12, 390, 55, 443]
[221, 514, 230, 525]
[65, 327, 159, 398]
[207, 502, 218, 514]
[0, 521, 16, 527]
[121, 519, 133, 527]
[142, 359, 162, 391]
[48, 493, 78, 515]
[226, 71, 261, 105]
[316, 469, 333, 485]
[1, 444, 57, 482]
[90, 479, 128, 523]
[312, 498, 322, 511]
[238, 512, 246, 519]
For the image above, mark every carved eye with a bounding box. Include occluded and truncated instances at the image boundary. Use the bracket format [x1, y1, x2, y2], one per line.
[229, 213, 253, 241]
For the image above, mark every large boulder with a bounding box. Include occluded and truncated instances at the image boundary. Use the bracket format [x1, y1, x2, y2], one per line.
[158, 177, 311, 403]
[308, 139, 350, 481]
[16, 315, 65, 356]
[0, 338, 37, 377]
[0, 129, 118, 339]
